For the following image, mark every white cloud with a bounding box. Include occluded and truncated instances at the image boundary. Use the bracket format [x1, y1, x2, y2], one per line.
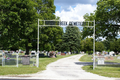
[55, 4, 97, 21]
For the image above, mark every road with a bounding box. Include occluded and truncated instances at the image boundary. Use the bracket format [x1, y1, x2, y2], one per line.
[0, 54, 119, 80]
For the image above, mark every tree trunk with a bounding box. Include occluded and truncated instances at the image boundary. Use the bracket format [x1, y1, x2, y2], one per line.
[70, 49, 72, 54]
[25, 43, 29, 55]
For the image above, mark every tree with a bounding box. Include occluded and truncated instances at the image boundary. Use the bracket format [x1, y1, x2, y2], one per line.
[40, 26, 63, 51]
[83, 0, 120, 40]
[36, 0, 63, 51]
[96, 0, 120, 40]
[37, 0, 56, 20]
[80, 39, 86, 51]
[57, 25, 81, 53]
[0, 0, 38, 53]
[102, 40, 110, 51]
[95, 41, 104, 52]
[109, 39, 120, 54]
[80, 38, 93, 53]
[110, 40, 117, 53]
[116, 39, 120, 52]
[0, 0, 62, 54]
[82, 13, 95, 39]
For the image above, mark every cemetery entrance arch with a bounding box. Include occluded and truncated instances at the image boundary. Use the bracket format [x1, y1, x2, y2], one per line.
[37, 20, 96, 69]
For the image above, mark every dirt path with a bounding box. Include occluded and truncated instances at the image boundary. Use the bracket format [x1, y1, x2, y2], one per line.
[0, 54, 118, 79]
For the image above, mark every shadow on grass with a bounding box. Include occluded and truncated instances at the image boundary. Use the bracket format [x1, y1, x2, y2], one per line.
[98, 64, 120, 67]
[39, 56, 49, 58]
[75, 62, 93, 66]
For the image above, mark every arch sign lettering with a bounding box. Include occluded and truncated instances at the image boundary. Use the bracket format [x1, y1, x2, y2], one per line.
[38, 20, 94, 27]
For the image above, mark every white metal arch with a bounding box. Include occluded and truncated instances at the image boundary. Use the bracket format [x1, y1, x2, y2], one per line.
[37, 19, 95, 69]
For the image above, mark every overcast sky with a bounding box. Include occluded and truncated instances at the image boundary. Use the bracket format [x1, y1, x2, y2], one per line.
[54, 0, 98, 21]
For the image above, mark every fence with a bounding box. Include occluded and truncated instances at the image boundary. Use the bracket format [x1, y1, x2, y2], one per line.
[1, 52, 37, 67]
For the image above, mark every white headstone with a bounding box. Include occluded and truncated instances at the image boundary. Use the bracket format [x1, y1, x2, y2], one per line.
[98, 58, 104, 65]
[117, 56, 120, 59]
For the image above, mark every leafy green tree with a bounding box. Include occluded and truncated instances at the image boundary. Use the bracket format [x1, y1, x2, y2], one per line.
[57, 25, 81, 53]
[82, 0, 120, 53]
[95, 41, 104, 52]
[80, 39, 86, 51]
[96, 0, 120, 40]
[116, 39, 120, 52]
[102, 40, 110, 51]
[37, 0, 56, 20]
[83, 0, 120, 40]
[115, 39, 120, 54]
[40, 26, 63, 51]
[110, 40, 117, 52]
[80, 38, 93, 54]
[82, 13, 95, 39]
[109, 39, 120, 53]
[36, 0, 63, 51]
[85, 38, 93, 52]
[0, 0, 63, 54]
[0, 0, 38, 54]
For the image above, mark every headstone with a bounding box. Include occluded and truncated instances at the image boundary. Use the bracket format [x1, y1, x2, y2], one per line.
[61, 53, 65, 55]
[68, 52, 71, 55]
[0, 55, 2, 57]
[11, 55, 16, 58]
[7, 53, 12, 57]
[22, 56, 30, 65]
[0, 53, 2, 64]
[117, 56, 120, 59]
[39, 54, 44, 57]
[98, 57, 104, 65]
[96, 52, 99, 55]
[4, 51, 8, 54]
[105, 56, 113, 60]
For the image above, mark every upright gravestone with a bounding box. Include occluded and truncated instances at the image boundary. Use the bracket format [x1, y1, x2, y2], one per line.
[22, 56, 30, 65]
[117, 56, 120, 59]
[97, 57, 105, 65]
[0, 51, 2, 65]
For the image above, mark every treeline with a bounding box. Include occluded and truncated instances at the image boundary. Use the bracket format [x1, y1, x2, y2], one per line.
[1, 0, 120, 54]
[0, 0, 63, 54]
[81, 0, 120, 54]
[0, 0, 81, 54]
[80, 38, 120, 54]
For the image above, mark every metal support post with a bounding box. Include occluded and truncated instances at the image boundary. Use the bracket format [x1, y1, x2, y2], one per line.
[2, 51, 3, 67]
[93, 20, 95, 70]
[16, 53, 18, 67]
[37, 19, 39, 68]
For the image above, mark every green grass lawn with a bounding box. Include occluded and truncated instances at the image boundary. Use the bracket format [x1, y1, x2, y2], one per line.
[82, 65, 120, 78]
[0, 54, 75, 75]
[80, 54, 120, 78]
[79, 54, 93, 62]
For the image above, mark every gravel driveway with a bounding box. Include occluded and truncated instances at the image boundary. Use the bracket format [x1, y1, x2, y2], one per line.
[0, 54, 119, 80]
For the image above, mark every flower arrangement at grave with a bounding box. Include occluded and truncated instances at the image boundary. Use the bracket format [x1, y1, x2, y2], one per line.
[49, 51, 56, 58]
[4, 55, 10, 60]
